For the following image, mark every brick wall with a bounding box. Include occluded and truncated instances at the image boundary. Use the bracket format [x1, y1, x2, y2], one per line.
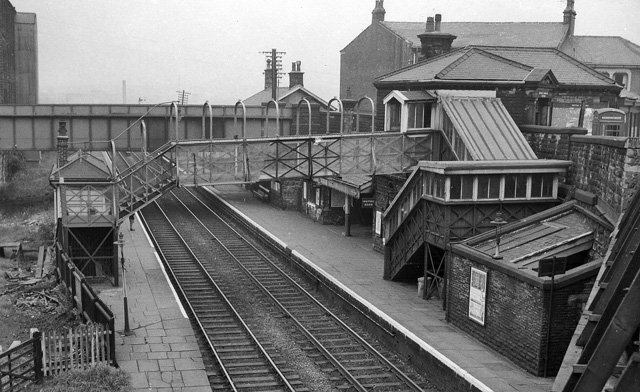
[448, 253, 597, 376]
[520, 127, 640, 216]
[269, 179, 302, 210]
[569, 136, 640, 214]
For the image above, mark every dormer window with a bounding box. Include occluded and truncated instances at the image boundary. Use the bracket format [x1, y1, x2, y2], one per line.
[613, 72, 628, 89]
[383, 90, 436, 132]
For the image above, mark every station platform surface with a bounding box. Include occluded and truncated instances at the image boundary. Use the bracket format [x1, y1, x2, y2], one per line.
[209, 185, 555, 392]
[95, 220, 212, 392]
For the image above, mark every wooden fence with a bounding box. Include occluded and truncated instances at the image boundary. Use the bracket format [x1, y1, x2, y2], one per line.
[54, 221, 116, 366]
[41, 324, 111, 376]
[0, 333, 42, 392]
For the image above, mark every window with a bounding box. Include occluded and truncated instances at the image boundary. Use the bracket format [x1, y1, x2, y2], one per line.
[504, 174, 527, 199]
[407, 102, 431, 129]
[531, 174, 554, 198]
[387, 100, 401, 132]
[449, 175, 473, 200]
[477, 175, 501, 199]
[613, 72, 629, 89]
[605, 124, 621, 137]
[433, 175, 445, 199]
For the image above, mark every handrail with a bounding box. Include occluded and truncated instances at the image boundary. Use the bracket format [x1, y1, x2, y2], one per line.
[202, 101, 213, 140]
[356, 96, 375, 133]
[140, 120, 147, 155]
[233, 100, 248, 181]
[296, 98, 312, 136]
[382, 167, 425, 241]
[265, 99, 280, 137]
[326, 97, 344, 134]
[170, 102, 180, 141]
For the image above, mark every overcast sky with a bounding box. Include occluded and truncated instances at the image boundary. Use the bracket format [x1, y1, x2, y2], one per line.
[11, 0, 640, 105]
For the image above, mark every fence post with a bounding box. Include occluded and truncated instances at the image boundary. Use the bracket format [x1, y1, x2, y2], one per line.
[32, 331, 43, 382]
[108, 317, 116, 366]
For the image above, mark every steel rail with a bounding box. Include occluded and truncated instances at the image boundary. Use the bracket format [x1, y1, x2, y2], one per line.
[143, 200, 295, 392]
[181, 187, 424, 391]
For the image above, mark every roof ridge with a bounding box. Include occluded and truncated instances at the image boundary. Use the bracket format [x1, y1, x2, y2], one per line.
[374, 47, 468, 81]
[436, 48, 532, 79]
[384, 20, 563, 25]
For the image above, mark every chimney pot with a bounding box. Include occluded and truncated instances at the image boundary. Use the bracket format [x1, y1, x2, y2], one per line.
[426, 16, 435, 32]
[435, 14, 442, 31]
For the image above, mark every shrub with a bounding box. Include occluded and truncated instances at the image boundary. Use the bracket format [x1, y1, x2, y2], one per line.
[5, 148, 26, 181]
[24, 364, 131, 392]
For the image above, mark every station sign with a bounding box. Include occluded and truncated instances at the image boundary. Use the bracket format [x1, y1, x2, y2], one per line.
[361, 198, 375, 208]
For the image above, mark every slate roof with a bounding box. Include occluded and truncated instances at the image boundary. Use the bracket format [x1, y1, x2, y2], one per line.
[243, 87, 292, 106]
[316, 174, 373, 198]
[243, 85, 328, 107]
[480, 47, 618, 87]
[440, 97, 537, 160]
[561, 36, 640, 66]
[376, 46, 618, 89]
[381, 21, 568, 48]
[50, 151, 113, 181]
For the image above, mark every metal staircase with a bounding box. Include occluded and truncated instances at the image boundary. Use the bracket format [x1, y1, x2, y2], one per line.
[559, 189, 640, 392]
[112, 142, 178, 221]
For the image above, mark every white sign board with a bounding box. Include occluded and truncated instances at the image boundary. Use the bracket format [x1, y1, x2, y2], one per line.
[468, 267, 487, 325]
[375, 211, 382, 236]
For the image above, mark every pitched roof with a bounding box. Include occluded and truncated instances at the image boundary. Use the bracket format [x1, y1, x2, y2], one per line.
[381, 21, 568, 49]
[243, 87, 291, 106]
[436, 49, 532, 81]
[440, 97, 537, 160]
[377, 46, 619, 89]
[243, 85, 328, 107]
[561, 36, 640, 67]
[479, 46, 618, 87]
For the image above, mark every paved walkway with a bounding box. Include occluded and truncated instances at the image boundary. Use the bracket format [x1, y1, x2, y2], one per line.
[95, 218, 211, 392]
[209, 185, 554, 392]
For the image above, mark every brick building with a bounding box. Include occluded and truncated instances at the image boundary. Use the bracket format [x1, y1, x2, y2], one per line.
[373, 46, 621, 129]
[0, 0, 37, 104]
[448, 201, 613, 376]
[341, 0, 640, 134]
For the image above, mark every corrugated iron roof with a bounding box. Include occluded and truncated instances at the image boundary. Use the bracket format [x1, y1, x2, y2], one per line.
[440, 97, 537, 160]
[381, 21, 568, 48]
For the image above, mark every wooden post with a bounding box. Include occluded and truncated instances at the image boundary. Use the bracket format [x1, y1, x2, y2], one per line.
[32, 330, 43, 382]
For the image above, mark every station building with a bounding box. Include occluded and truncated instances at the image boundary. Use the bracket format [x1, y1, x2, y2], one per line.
[341, 0, 640, 136]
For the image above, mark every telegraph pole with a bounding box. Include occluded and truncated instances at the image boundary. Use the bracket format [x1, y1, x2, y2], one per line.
[261, 48, 286, 100]
[176, 90, 191, 105]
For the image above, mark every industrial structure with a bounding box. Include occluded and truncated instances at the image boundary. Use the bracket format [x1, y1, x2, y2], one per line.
[0, 0, 37, 104]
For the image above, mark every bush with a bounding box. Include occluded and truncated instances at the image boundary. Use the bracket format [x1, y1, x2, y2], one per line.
[25, 364, 131, 392]
[5, 148, 26, 181]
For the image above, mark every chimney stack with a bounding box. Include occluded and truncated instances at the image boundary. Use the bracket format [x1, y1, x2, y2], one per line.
[417, 14, 456, 61]
[289, 60, 304, 88]
[563, 0, 576, 36]
[371, 0, 385, 23]
[57, 121, 69, 167]
[264, 58, 273, 90]
[426, 16, 435, 32]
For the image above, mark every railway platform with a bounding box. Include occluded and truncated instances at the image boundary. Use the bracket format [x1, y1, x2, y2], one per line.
[94, 220, 212, 392]
[208, 185, 554, 392]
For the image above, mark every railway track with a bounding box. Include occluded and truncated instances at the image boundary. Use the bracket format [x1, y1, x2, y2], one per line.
[140, 187, 436, 391]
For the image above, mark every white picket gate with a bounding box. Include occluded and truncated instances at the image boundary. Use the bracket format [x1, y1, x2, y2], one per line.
[41, 324, 111, 376]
